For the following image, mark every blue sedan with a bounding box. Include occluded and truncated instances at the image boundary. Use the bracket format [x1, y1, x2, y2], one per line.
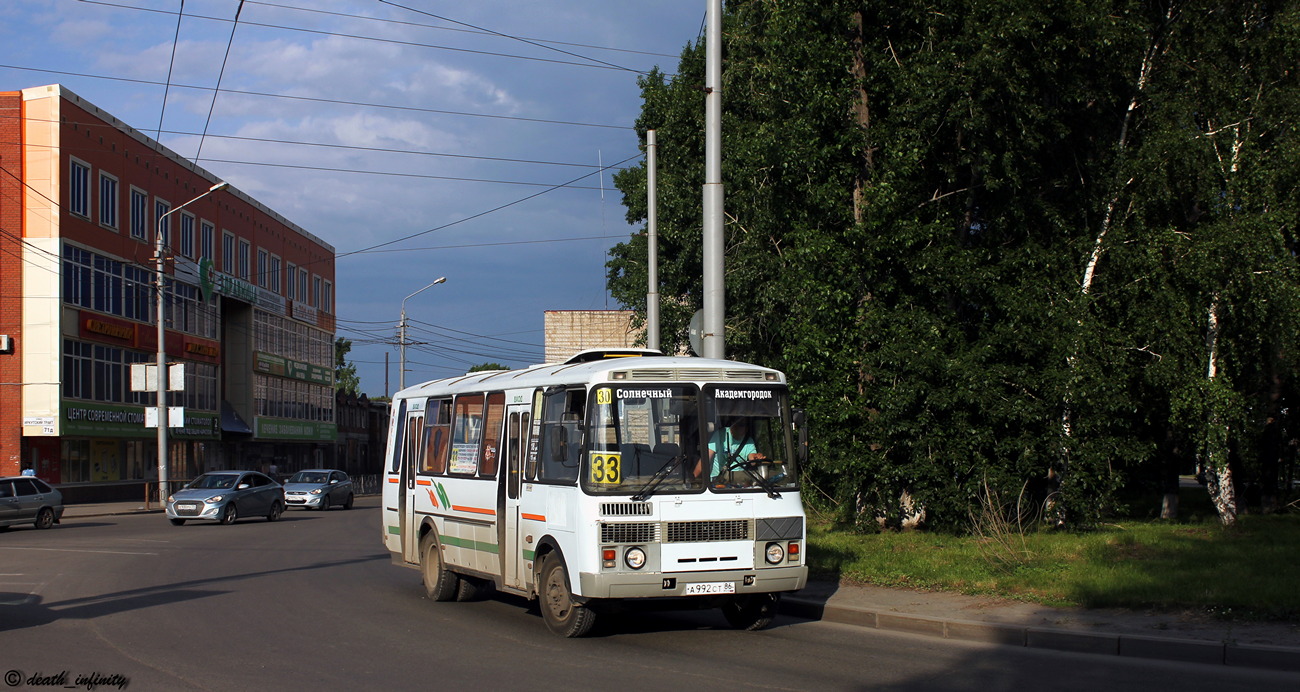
[283, 469, 354, 510]
[166, 471, 284, 525]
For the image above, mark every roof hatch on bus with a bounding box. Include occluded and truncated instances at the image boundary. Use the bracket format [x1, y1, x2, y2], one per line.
[562, 348, 664, 364]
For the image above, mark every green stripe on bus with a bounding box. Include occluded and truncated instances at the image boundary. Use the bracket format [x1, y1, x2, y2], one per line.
[440, 535, 500, 555]
[522, 549, 536, 561]
[388, 525, 400, 535]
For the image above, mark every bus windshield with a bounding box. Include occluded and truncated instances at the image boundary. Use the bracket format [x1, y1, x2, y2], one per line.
[582, 384, 798, 496]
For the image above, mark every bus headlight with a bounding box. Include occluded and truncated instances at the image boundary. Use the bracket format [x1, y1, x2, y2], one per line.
[765, 542, 785, 565]
[625, 547, 647, 570]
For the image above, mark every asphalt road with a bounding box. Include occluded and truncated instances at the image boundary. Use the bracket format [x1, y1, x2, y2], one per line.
[1, 498, 1296, 691]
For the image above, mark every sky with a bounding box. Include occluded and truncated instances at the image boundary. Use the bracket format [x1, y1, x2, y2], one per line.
[0, 0, 703, 396]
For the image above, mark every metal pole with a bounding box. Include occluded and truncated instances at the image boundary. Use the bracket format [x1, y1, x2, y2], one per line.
[155, 181, 227, 502]
[155, 216, 168, 504]
[646, 129, 660, 352]
[399, 306, 408, 391]
[702, 0, 725, 359]
[399, 277, 446, 391]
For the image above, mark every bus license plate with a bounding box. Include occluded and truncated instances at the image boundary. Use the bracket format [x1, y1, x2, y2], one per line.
[683, 582, 735, 595]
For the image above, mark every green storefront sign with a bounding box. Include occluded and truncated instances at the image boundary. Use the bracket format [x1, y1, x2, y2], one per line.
[63, 402, 220, 439]
[254, 417, 337, 442]
[254, 352, 333, 386]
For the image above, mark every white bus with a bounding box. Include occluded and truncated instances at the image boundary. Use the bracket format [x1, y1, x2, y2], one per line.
[381, 349, 808, 636]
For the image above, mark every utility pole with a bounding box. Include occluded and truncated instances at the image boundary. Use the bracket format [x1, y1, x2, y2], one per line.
[702, 0, 725, 359]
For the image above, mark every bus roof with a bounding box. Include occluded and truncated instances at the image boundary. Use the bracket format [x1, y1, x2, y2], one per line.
[395, 352, 785, 400]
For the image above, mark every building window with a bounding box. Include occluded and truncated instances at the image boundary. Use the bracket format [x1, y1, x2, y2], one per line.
[286, 263, 296, 300]
[238, 239, 251, 280]
[98, 172, 118, 230]
[257, 248, 268, 288]
[179, 212, 195, 259]
[299, 268, 308, 303]
[69, 159, 90, 218]
[312, 275, 321, 308]
[200, 221, 214, 261]
[155, 199, 171, 248]
[270, 255, 282, 294]
[222, 231, 235, 274]
[323, 280, 333, 314]
[130, 188, 148, 240]
[62, 245, 93, 308]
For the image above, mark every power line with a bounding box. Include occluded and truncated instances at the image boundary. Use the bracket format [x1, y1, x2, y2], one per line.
[244, 0, 679, 60]
[76, 0, 656, 74]
[0, 63, 632, 131]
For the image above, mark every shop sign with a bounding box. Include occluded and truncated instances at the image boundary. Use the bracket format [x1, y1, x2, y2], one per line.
[254, 417, 337, 442]
[62, 401, 219, 439]
[254, 352, 333, 385]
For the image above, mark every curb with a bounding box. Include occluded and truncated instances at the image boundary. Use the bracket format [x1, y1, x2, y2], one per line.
[781, 595, 1300, 673]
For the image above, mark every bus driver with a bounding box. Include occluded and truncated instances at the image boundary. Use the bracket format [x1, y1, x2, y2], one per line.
[708, 417, 766, 480]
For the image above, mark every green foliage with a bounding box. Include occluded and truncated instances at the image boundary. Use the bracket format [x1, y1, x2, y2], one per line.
[609, 0, 1300, 530]
[334, 337, 360, 396]
[468, 362, 507, 373]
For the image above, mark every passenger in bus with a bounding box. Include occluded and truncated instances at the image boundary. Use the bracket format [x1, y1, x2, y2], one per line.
[707, 417, 766, 480]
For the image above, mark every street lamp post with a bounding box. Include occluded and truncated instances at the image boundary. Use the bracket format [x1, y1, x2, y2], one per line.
[156, 181, 227, 504]
[399, 277, 446, 391]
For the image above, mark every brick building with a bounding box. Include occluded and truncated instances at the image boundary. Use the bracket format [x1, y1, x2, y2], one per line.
[543, 310, 641, 363]
[0, 85, 337, 502]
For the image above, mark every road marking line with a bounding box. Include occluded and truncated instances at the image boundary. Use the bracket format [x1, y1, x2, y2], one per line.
[0, 546, 158, 556]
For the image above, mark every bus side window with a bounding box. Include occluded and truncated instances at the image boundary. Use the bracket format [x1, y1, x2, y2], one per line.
[538, 388, 583, 484]
[479, 392, 505, 478]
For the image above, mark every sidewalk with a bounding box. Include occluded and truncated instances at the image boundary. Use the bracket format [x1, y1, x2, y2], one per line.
[59, 500, 1300, 673]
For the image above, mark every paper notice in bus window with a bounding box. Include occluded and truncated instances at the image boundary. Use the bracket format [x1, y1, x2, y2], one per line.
[451, 444, 479, 474]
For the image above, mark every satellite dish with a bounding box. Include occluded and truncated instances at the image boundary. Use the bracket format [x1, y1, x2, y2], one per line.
[688, 309, 704, 357]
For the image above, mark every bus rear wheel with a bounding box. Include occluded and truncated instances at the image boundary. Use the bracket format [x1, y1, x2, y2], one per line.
[539, 554, 597, 637]
[420, 533, 460, 602]
[721, 593, 779, 631]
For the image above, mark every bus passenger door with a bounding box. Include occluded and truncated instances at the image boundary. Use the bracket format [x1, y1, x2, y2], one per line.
[399, 408, 425, 564]
[502, 405, 530, 590]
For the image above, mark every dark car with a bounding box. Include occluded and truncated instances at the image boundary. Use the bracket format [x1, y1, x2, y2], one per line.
[283, 469, 354, 510]
[0, 476, 64, 530]
[165, 471, 284, 525]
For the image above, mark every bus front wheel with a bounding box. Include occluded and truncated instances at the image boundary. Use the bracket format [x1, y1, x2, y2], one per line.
[420, 533, 460, 602]
[538, 554, 597, 637]
[721, 593, 779, 631]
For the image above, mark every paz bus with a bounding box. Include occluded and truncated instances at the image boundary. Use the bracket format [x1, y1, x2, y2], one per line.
[380, 349, 808, 637]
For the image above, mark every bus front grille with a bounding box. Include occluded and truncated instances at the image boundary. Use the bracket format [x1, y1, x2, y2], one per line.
[601, 502, 652, 517]
[601, 522, 659, 544]
[666, 519, 750, 543]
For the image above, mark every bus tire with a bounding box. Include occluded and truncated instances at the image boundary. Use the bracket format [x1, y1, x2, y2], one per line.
[539, 553, 597, 637]
[420, 533, 460, 602]
[721, 593, 779, 631]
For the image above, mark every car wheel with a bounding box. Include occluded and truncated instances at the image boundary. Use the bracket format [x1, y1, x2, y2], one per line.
[420, 532, 460, 602]
[220, 504, 238, 525]
[170, 518, 186, 526]
[343, 493, 354, 510]
[319, 496, 330, 511]
[266, 501, 283, 522]
[539, 553, 597, 637]
[720, 593, 779, 631]
[34, 507, 56, 530]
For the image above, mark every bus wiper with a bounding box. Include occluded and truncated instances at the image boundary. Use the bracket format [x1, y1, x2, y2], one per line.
[724, 455, 781, 499]
[630, 454, 681, 502]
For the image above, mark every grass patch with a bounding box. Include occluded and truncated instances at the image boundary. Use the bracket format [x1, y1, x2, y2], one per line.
[807, 512, 1300, 620]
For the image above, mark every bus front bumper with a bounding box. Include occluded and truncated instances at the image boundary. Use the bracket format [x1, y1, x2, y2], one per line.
[578, 565, 807, 600]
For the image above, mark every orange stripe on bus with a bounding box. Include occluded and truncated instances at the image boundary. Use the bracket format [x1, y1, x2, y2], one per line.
[521, 513, 546, 522]
[387, 477, 399, 483]
[452, 505, 496, 516]
[415, 479, 432, 486]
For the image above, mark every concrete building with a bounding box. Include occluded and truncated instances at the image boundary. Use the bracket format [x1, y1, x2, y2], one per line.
[0, 84, 337, 502]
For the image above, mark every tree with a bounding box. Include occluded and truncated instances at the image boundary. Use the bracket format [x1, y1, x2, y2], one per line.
[335, 337, 361, 396]
[609, 0, 1300, 530]
[468, 362, 508, 373]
